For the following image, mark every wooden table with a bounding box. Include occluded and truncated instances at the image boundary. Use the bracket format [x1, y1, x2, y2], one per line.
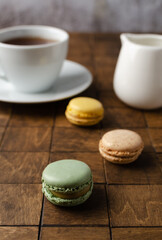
[0, 33, 161, 240]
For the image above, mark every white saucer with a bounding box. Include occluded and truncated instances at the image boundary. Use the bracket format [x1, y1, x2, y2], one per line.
[0, 60, 92, 104]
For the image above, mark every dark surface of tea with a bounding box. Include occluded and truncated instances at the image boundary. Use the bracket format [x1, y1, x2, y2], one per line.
[3, 37, 57, 45]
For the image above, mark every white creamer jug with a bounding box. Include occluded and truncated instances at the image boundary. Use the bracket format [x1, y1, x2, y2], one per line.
[113, 33, 162, 109]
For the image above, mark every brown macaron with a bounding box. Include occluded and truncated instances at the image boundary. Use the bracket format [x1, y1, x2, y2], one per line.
[99, 129, 144, 164]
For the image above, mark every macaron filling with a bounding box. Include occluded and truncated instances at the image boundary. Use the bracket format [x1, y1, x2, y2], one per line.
[66, 106, 104, 119]
[99, 140, 143, 157]
[65, 111, 103, 125]
[42, 181, 93, 206]
[50, 183, 92, 199]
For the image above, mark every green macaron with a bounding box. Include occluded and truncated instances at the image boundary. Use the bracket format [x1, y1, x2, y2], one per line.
[42, 159, 93, 207]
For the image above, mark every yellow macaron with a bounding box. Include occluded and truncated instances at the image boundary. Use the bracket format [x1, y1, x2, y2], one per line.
[65, 97, 104, 126]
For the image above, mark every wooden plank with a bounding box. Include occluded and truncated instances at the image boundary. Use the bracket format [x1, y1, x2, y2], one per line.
[0, 227, 38, 240]
[0, 127, 5, 144]
[94, 34, 120, 57]
[112, 227, 162, 240]
[0, 103, 12, 127]
[51, 127, 101, 152]
[0, 184, 42, 225]
[158, 153, 162, 173]
[158, 153, 162, 163]
[43, 185, 108, 225]
[50, 152, 105, 183]
[95, 65, 114, 90]
[68, 33, 94, 58]
[98, 91, 126, 108]
[9, 103, 55, 127]
[94, 57, 117, 91]
[94, 56, 116, 91]
[148, 129, 162, 152]
[94, 57, 117, 69]
[144, 109, 162, 128]
[54, 100, 71, 128]
[41, 227, 110, 240]
[107, 185, 162, 226]
[104, 152, 162, 184]
[1, 127, 52, 152]
[102, 108, 146, 128]
[0, 152, 49, 183]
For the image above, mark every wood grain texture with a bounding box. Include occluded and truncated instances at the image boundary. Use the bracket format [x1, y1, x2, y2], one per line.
[55, 100, 74, 128]
[0, 103, 12, 127]
[0, 152, 49, 183]
[94, 56, 117, 90]
[1, 127, 52, 152]
[148, 129, 162, 152]
[41, 227, 110, 240]
[98, 90, 126, 108]
[43, 185, 108, 225]
[0, 227, 38, 240]
[0, 184, 42, 225]
[93, 35, 119, 90]
[52, 127, 101, 152]
[158, 153, 162, 162]
[95, 67, 114, 90]
[9, 103, 55, 127]
[0, 127, 5, 144]
[68, 33, 93, 58]
[108, 185, 162, 226]
[104, 152, 162, 184]
[112, 227, 162, 240]
[94, 34, 120, 57]
[144, 109, 162, 128]
[158, 153, 162, 173]
[78, 84, 97, 98]
[50, 152, 105, 183]
[102, 108, 146, 128]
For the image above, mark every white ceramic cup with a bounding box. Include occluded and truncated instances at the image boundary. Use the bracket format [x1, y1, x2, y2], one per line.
[0, 25, 69, 93]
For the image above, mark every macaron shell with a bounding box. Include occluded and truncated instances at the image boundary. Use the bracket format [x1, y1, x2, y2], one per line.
[68, 97, 104, 115]
[101, 129, 144, 152]
[42, 159, 92, 188]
